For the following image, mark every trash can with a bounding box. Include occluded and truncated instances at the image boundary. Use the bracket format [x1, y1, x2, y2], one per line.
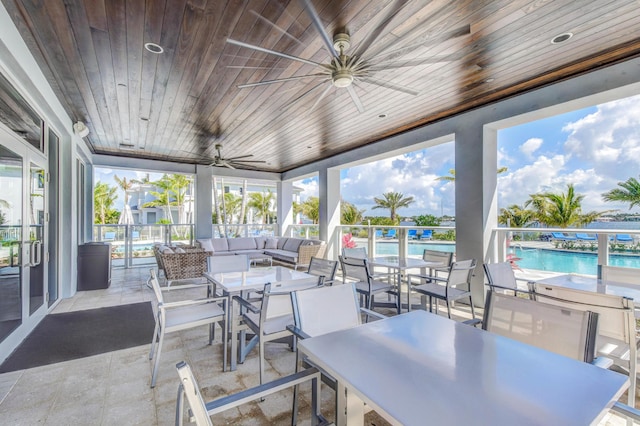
[77, 242, 111, 290]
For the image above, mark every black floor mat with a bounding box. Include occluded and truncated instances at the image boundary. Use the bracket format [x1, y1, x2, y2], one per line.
[0, 302, 154, 373]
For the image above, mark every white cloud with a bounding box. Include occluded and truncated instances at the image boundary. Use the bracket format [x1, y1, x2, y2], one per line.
[520, 138, 543, 159]
[293, 177, 319, 201]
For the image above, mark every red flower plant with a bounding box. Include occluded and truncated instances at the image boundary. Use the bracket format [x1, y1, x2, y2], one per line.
[342, 233, 357, 248]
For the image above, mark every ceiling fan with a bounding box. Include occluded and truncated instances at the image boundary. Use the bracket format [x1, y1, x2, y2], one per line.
[227, 0, 471, 114]
[209, 144, 266, 169]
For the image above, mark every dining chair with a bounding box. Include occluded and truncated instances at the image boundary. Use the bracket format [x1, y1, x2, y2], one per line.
[407, 259, 477, 319]
[481, 291, 600, 364]
[147, 269, 228, 387]
[288, 283, 386, 424]
[531, 282, 637, 407]
[341, 247, 367, 259]
[420, 249, 453, 281]
[483, 262, 533, 298]
[175, 361, 324, 426]
[338, 256, 396, 313]
[234, 276, 324, 385]
[307, 257, 338, 286]
[207, 254, 250, 296]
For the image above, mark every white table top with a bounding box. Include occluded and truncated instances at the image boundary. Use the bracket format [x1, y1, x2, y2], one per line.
[298, 310, 628, 426]
[368, 256, 442, 270]
[536, 274, 640, 304]
[204, 266, 313, 293]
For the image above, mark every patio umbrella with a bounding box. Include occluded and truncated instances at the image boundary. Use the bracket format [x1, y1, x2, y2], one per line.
[119, 204, 134, 225]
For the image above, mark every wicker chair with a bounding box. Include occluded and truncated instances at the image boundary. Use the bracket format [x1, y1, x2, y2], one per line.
[296, 243, 326, 270]
[154, 245, 211, 288]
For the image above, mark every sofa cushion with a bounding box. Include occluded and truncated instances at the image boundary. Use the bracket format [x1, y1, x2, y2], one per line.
[233, 249, 266, 257]
[254, 237, 267, 249]
[228, 237, 258, 251]
[283, 238, 304, 252]
[265, 238, 278, 249]
[197, 238, 215, 253]
[277, 237, 288, 250]
[211, 252, 235, 257]
[264, 249, 298, 263]
[211, 238, 229, 252]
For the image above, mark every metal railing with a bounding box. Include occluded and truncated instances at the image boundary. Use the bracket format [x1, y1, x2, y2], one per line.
[211, 223, 277, 238]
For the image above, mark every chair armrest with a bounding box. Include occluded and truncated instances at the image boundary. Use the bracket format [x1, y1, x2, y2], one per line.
[286, 324, 311, 340]
[160, 282, 211, 292]
[232, 295, 261, 313]
[462, 318, 483, 328]
[407, 273, 446, 284]
[611, 402, 640, 422]
[161, 295, 227, 309]
[592, 356, 614, 369]
[359, 307, 387, 320]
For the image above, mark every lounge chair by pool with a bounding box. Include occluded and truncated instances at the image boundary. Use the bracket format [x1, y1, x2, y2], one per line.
[551, 232, 577, 241]
[407, 229, 418, 240]
[104, 231, 116, 241]
[616, 234, 634, 243]
[374, 230, 383, 238]
[576, 233, 596, 241]
[384, 229, 396, 239]
[420, 230, 433, 240]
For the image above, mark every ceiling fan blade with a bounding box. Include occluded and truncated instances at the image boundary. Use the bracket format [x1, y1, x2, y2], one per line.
[346, 85, 365, 113]
[224, 162, 236, 169]
[249, 10, 305, 47]
[225, 154, 255, 160]
[368, 53, 462, 71]
[227, 65, 287, 70]
[298, 0, 338, 59]
[308, 84, 334, 114]
[360, 77, 418, 96]
[369, 24, 471, 63]
[280, 80, 330, 111]
[237, 73, 327, 89]
[352, 0, 411, 58]
[230, 160, 267, 164]
[227, 38, 322, 67]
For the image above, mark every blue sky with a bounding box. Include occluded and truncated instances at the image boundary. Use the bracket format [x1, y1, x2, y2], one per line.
[296, 93, 640, 217]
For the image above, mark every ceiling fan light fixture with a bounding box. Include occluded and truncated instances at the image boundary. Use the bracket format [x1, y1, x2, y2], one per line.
[332, 70, 353, 88]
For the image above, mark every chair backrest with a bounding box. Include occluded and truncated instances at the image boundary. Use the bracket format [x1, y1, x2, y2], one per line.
[176, 361, 214, 426]
[208, 254, 249, 274]
[291, 283, 361, 338]
[307, 257, 338, 284]
[484, 262, 519, 292]
[148, 269, 164, 305]
[446, 259, 476, 290]
[483, 291, 598, 363]
[261, 277, 323, 323]
[339, 255, 370, 282]
[531, 282, 635, 347]
[342, 247, 367, 259]
[422, 249, 453, 268]
[601, 265, 638, 285]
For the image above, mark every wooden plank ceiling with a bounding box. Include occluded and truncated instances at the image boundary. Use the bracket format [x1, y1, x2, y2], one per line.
[2, 0, 640, 172]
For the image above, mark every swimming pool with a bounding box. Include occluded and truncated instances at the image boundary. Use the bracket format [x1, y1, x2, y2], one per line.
[374, 241, 640, 275]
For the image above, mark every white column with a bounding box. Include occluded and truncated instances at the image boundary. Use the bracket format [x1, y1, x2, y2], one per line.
[194, 165, 213, 239]
[277, 180, 293, 236]
[319, 168, 341, 260]
[455, 124, 498, 306]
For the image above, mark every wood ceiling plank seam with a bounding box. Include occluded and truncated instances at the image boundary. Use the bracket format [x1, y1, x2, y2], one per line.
[91, 27, 123, 148]
[142, 0, 187, 156]
[167, 0, 249, 150]
[138, 0, 167, 152]
[172, 0, 268, 149]
[158, 0, 228, 151]
[152, 3, 207, 153]
[105, 0, 131, 146]
[125, 0, 146, 149]
[14, 0, 106, 148]
[83, 0, 107, 31]
[44, 0, 109, 144]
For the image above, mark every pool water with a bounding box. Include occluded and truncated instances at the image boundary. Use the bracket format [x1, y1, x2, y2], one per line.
[374, 242, 640, 275]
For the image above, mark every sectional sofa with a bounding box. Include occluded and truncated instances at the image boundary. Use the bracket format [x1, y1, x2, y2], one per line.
[196, 236, 325, 270]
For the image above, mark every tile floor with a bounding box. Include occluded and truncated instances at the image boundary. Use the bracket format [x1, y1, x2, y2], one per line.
[0, 266, 634, 425]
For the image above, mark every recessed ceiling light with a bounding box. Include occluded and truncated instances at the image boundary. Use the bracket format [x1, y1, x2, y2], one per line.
[307, 146, 312, 149]
[378, 114, 387, 118]
[551, 32, 573, 44]
[144, 42, 164, 54]
[485, 78, 495, 83]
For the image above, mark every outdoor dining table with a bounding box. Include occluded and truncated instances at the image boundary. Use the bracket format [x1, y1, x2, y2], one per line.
[367, 256, 446, 313]
[204, 266, 314, 371]
[298, 310, 629, 426]
[535, 274, 640, 306]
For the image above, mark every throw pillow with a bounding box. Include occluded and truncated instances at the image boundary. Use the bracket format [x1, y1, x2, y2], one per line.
[197, 238, 215, 253]
[265, 238, 278, 249]
[162, 247, 174, 254]
[174, 247, 186, 253]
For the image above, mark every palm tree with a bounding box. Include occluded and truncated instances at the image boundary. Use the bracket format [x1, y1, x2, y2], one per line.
[498, 204, 535, 227]
[602, 176, 640, 209]
[372, 192, 415, 223]
[436, 167, 508, 182]
[222, 192, 242, 223]
[525, 184, 604, 228]
[144, 175, 176, 223]
[341, 200, 364, 225]
[167, 174, 192, 223]
[300, 197, 320, 224]
[94, 182, 118, 224]
[249, 190, 275, 224]
[113, 175, 134, 205]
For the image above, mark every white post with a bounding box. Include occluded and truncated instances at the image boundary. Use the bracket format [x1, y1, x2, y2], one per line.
[319, 167, 341, 260]
[277, 180, 293, 237]
[194, 165, 213, 239]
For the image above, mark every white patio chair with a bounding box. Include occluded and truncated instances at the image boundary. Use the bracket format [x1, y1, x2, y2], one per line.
[421, 249, 453, 281]
[175, 361, 325, 426]
[483, 262, 533, 298]
[234, 276, 323, 385]
[531, 282, 637, 407]
[148, 269, 228, 387]
[341, 247, 367, 259]
[407, 259, 477, 319]
[289, 283, 386, 424]
[307, 257, 338, 286]
[207, 254, 250, 296]
[338, 256, 396, 313]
